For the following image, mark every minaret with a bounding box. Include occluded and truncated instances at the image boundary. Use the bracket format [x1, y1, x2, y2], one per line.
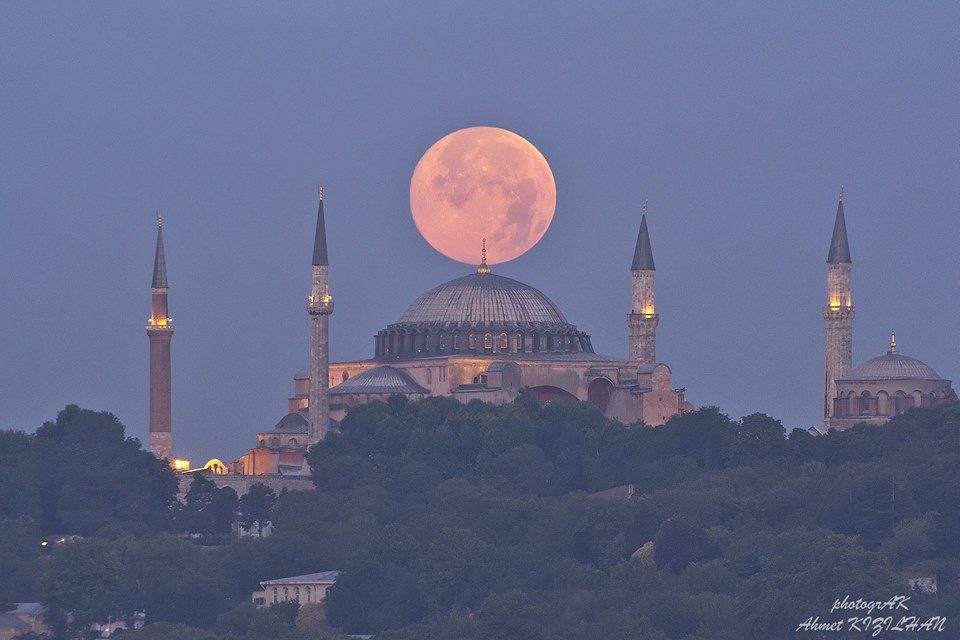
[147, 212, 173, 459]
[628, 201, 658, 365]
[306, 189, 334, 443]
[823, 187, 854, 422]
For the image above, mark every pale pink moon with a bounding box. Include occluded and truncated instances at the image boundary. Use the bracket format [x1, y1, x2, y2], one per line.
[409, 126, 557, 265]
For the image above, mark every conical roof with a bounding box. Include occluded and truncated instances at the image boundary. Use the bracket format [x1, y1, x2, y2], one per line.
[631, 213, 655, 270]
[152, 216, 168, 288]
[312, 195, 328, 266]
[827, 197, 851, 264]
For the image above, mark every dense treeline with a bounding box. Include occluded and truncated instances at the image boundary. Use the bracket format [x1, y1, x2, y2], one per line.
[1, 395, 958, 639]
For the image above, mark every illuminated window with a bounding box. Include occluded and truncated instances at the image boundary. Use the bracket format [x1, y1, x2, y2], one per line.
[484, 333, 493, 349]
[499, 333, 508, 349]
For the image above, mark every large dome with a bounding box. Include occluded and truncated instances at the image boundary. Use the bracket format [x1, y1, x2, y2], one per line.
[374, 270, 593, 359]
[398, 272, 569, 326]
[842, 352, 942, 381]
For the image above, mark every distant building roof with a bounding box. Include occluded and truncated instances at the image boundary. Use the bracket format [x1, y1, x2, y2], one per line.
[261, 570, 340, 587]
[11, 603, 44, 617]
[261, 412, 309, 435]
[330, 366, 428, 395]
[0, 613, 28, 630]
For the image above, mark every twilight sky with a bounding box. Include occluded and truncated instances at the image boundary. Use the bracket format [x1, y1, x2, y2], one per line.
[1, 2, 957, 462]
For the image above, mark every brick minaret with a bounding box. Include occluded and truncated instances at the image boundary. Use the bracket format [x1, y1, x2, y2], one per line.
[147, 213, 173, 459]
[628, 202, 658, 365]
[823, 188, 853, 421]
[307, 189, 334, 443]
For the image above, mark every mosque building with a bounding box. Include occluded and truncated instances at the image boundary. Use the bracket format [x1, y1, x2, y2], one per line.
[232, 194, 692, 476]
[821, 189, 956, 430]
[150, 185, 957, 484]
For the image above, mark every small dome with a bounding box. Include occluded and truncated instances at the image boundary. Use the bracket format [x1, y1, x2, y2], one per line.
[842, 352, 942, 381]
[397, 272, 569, 326]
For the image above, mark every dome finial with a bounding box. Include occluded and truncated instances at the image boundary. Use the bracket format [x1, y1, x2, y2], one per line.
[889, 331, 897, 354]
[477, 238, 491, 274]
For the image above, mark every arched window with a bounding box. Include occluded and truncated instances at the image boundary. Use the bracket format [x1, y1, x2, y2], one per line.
[289, 438, 298, 447]
[342, 371, 349, 382]
[283, 587, 289, 601]
[484, 333, 493, 349]
[306, 586, 312, 603]
[468, 334, 477, 349]
[273, 588, 279, 604]
[426, 368, 432, 384]
[515, 333, 523, 352]
[294, 587, 300, 602]
[499, 333, 508, 349]
[859, 391, 872, 415]
[453, 333, 461, 350]
[270, 437, 279, 447]
[439, 333, 446, 350]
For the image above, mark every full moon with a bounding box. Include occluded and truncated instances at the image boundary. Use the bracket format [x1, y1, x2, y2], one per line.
[410, 126, 557, 265]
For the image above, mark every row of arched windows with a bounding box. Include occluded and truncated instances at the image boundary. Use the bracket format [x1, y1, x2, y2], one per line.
[375, 328, 592, 358]
[834, 389, 949, 418]
[272, 585, 318, 604]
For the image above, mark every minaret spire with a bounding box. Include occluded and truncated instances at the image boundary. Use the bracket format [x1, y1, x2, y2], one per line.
[823, 188, 854, 424]
[827, 187, 851, 264]
[307, 188, 334, 444]
[628, 201, 659, 365]
[312, 187, 328, 267]
[152, 211, 168, 289]
[631, 203, 655, 270]
[147, 212, 174, 459]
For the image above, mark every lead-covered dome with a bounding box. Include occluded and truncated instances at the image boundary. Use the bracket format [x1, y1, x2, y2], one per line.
[842, 352, 942, 381]
[398, 272, 569, 326]
[375, 270, 593, 359]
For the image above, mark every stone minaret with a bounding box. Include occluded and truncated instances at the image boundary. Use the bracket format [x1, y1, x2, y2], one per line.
[306, 189, 334, 443]
[628, 202, 658, 365]
[823, 188, 853, 421]
[147, 213, 173, 459]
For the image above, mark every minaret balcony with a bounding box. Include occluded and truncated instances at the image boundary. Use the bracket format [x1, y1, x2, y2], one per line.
[147, 318, 174, 331]
[307, 296, 335, 315]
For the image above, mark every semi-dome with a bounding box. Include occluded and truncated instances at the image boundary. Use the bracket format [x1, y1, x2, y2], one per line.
[842, 352, 942, 381]
[374, 269, 593, 359]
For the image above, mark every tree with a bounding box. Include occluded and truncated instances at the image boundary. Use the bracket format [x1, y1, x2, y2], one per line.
[653, 515, 716, 574]
[238, 484, 276, 537]
[181, 475, 238, 540]
[34, 405, 178, 535]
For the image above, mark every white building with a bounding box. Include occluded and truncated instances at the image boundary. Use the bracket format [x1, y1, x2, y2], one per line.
[252, 570, 339, 607]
